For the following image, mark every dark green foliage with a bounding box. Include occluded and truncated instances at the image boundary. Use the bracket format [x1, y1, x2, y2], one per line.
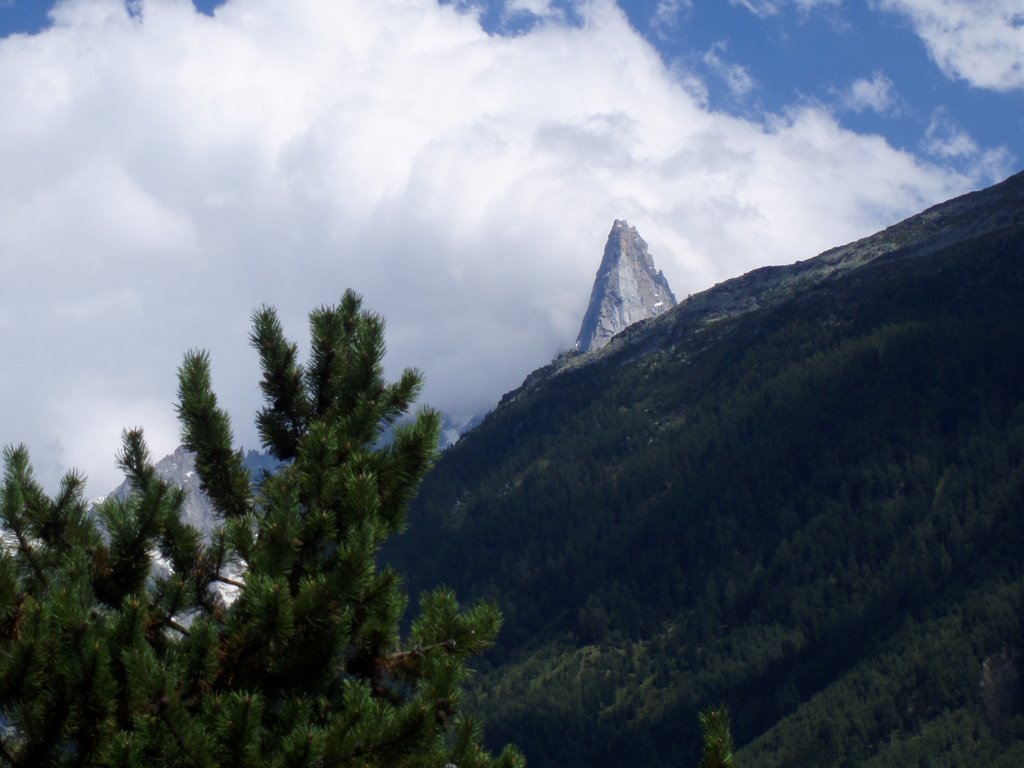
[0, 290, 522, 768]
[177, 351, 252, 519]
[698, 708, 734, 768]
[385, 221, 1024, 766]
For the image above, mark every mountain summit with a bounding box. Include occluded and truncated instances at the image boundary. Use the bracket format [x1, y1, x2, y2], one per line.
[389, 170, 1024, 768]
[575, 220, 677, 353]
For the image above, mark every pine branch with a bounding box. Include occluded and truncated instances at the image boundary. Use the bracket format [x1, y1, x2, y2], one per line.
[2, 446, 48, 588]
[698, 707, 735, 768]
[176, 350, 252, 519]
[251, 305, 309, 460]
[307, 302, 347, 419]
[348, 640, 460, 704]
[11, 526, 46, 589]
[0, 736, 16, 767]
[213, 574, 245, 589]
[116, 427, 154, 494]
[158, 708, 190, 758]
[166, 618, 191, 637]
[44, 469, 90, 552]
[390, 639, 458, 662]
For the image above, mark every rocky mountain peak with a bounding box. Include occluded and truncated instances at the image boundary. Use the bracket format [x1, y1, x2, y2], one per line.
[104, 446, 282, 537]
[574, 220, 677, 353]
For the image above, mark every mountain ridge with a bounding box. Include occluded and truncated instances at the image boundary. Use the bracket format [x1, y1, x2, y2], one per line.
[387, 168, 1024, 768]
[507, 170, 1024, 402]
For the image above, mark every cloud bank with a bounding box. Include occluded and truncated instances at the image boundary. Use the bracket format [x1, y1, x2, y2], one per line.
[879, 0, 1024, 91]
[0, 0, 999, 494]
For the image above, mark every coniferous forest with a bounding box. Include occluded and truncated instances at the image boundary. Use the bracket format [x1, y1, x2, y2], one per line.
[385, 171, 1024, 767]
[0, 294, 522, 767]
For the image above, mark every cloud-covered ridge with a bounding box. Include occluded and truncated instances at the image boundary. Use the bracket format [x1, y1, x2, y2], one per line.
[0, 0, 995, 493]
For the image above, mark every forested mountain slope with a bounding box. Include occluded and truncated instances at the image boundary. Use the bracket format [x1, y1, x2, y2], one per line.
[384, 170, 1024, 767]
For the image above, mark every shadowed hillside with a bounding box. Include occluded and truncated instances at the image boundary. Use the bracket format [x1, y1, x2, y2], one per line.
[385, 171, 1024, 767]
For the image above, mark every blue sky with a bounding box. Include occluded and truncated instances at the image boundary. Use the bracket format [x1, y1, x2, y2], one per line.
[0, 0, 1021, 493]
[454, 0, 1023, 171]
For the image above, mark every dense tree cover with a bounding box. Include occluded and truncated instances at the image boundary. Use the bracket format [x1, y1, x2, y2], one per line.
[385, 224, 1024, 766]
[0, 292, 522, 768]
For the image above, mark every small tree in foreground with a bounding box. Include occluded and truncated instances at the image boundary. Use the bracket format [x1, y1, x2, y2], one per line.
[698, 707, 735, 768]
[0, 291, 523, 768]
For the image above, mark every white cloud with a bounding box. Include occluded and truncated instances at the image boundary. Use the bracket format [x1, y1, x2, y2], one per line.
[703, 41, 757, 99]
[923, 108, 1015, 178]
[878, 0, 1024, 91]
[730, 0, 779, 17]
[0, 0, 992, 495]
[838, 71, 898, 114]
[649, 0, 691, 38]
[794, 0, 840, 9]
[924, 110, 979, 159]
[730, 0, 839, 17]
[506, 0, 561, 19]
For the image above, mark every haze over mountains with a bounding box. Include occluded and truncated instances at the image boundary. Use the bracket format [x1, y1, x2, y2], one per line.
[102, 225, 668, 525]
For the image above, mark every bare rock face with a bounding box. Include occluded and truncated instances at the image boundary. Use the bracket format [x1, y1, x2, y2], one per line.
[103, 446, 282, 536]
[575, 220, 677, 353]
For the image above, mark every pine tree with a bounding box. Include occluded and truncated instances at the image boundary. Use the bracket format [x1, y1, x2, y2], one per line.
[0, 291, 524, 768]
[698, 707, 735, 768]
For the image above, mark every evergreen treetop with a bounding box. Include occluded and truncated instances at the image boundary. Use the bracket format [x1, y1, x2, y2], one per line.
[0, 290, 523, 768]
[698, 708, 735, 768]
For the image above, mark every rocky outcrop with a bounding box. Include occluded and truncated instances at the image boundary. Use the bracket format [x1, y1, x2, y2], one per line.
[575, 220, 676, 353]
[103, 446, 282, 536]
[99, 414, 474, 533]
[505, 170, 1024, 399]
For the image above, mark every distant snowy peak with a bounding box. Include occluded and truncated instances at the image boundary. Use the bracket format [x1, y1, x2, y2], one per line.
[575, 220, 677, 353]
[103, 415, 478, 533]
[106, 446, 282, 536]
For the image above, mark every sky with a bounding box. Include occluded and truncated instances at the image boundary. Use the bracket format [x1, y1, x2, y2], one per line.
[0, 0, 1021, 495]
